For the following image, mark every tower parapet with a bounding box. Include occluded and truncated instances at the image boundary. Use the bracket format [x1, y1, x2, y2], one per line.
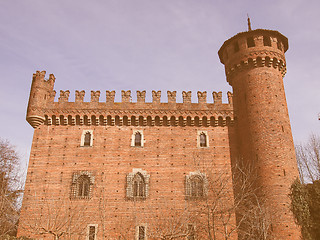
[26, 71, 55, 128]
[219, 29, 300, 239]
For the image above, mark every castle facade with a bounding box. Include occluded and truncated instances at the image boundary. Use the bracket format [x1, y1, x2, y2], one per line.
[18, 27, 300, 239]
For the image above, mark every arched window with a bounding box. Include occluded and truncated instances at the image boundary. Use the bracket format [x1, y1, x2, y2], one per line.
[191, 175, 204, 197]
[71, 171, 94, 199]
[126, 169, 150, 200]
[78, 175, 90, 197]
[135, 132, 142, 147]
[84, 132, 91, 146]
[186, 172, 207, 199]
[131, 130, 144, 147]
[197, 131, 209, 148]
[199, 133, 207, 147]
[81, 130, 93, 147]
[133, 173, 145, 197]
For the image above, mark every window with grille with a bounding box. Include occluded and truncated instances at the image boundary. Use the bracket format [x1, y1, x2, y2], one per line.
[78, 175, 90, 197]
[84, 132, 91, 146]
[133, 173, 145, 197]
[191, 176, 204, 197]
[185, 172, 207, 200]
[126, 169, 150, 200]
[87, 224, 97, 240]
[71, 171, 94, 199]
[136, 225, 146, 240]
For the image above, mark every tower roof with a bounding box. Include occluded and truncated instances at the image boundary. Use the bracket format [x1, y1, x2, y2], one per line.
[218, 29, 288, 64]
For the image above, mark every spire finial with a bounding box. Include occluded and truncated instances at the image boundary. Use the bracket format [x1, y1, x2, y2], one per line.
[247, 14, 252, 31]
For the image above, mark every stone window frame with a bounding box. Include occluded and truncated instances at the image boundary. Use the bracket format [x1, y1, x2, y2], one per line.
[126, 168, 150, 200]
[185, 171, 208, 200]
[81, 130, 93, 147]
[135, 224, 147, 240]
[71, 171, 95, 200]
[197, 130, 209, 148]
[131, 130, 144, 147]
[86, 224, 98, 240]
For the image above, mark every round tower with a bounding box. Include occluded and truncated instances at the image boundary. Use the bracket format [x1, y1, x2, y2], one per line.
[218, 28, 300, 239]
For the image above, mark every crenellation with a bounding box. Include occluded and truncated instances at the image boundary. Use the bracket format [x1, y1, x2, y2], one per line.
[75, 90, 85, 103]
[90, 91, 100, 102]
[212, 91, 222, 104]
[182, 91, 191, 103]
[121, 90, 131, 103]
[152, 90, 161, 103]
[58, 90, 70, 102]
[197, 91, 207, 104]
[167, 91, 176, 103]
[106, 90, 115, 103]
[137, 90, 146, 103]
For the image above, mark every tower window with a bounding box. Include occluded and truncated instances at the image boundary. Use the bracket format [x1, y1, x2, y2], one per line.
[131, 130, 144, 147]
[87, 224, 98, 240]
[234, 41, 239, 52]
[71, 171, 94, 199]
[247, 36, 255, 48]
[197, 131, 209, 148]
[263, 36, 271, 46]
[78, 175, 90, 197]
[185, 172, 207, 199]
[191, 175, 204, 197]
[136, 225, 147, 240]
[81, 130, 93, 147]
[126, 169, 150, 200]
[133, 173, 146, 198]
[199, 133, 207, 147]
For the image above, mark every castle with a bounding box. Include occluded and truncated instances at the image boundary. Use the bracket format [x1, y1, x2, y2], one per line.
[18, 27, 300, 239]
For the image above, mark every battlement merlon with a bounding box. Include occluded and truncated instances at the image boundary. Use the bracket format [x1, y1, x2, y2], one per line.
[26, 72, 234, 128]
[26, 71, 56, 128]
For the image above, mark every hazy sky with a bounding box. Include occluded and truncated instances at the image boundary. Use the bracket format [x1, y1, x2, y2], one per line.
[0, 0, 319, 165]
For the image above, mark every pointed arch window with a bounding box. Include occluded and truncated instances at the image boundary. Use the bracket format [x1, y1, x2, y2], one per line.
[126, 169, 150, 200]
[131, 130, 144, 147]
[199, 133, 207, 147]
[133, 173, 145, 197]
[71, 171, 94, 199]
[185, 172, 207, 200]
[197, 131, 209, 148]
[81, 130, 93, 147]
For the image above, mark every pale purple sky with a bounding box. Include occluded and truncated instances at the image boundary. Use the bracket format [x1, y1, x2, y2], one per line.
[0, 0, 319, 165]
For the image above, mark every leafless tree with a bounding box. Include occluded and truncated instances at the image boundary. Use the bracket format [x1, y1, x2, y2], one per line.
[0, 138, 24, 237]
[296, 134, 320, 183]
[22, 192, 88, 240]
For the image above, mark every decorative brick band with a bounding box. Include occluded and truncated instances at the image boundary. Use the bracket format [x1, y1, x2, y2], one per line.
[226, 56, 286, 85]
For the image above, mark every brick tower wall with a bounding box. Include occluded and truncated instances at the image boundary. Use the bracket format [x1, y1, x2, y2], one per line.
[219, 29, 300, 239]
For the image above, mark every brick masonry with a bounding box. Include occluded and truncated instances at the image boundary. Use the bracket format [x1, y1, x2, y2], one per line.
[18, 28, 300, 239]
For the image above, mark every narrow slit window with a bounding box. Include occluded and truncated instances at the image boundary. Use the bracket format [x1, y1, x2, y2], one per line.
[135, 132, 142, 146]
[191, 176, 204, 197]
[247, 37, 255, 48]
[277, 39, 283, 51]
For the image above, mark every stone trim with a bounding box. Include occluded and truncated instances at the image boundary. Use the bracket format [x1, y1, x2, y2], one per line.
[185, 171, 208, 200]
[80, 130, 93, 147]
[126, 168, 150, 200]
